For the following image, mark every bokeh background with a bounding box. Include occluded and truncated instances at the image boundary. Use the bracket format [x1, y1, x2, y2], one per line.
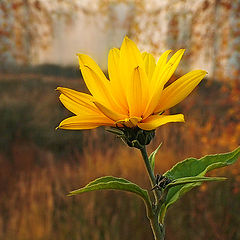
[0, 0, 240, 239]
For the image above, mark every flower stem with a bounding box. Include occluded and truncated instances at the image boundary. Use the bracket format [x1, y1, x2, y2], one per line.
[140, 146, 160, 202]
[149, 217, 165, 240]
[140, 146, 165, 240]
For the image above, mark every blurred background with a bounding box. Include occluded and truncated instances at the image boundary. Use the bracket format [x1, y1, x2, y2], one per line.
[0, 0, 239, 239]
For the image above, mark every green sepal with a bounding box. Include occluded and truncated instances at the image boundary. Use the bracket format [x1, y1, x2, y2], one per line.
[149, 143, 162, 172]
[159, 146, 240, 223]
[68, 176, 151, 206]
[105, 127, 124, 136]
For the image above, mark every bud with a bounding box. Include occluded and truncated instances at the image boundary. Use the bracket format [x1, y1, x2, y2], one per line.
[106, 126, 155, 149]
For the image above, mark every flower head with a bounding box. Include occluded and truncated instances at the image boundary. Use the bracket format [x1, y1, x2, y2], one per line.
[57, 36, 207, 131]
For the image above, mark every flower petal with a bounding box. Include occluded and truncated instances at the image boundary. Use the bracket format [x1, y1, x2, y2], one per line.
[57, 87, 99, 113]
[79, 60, 125, 114]
[108, 48, 128, 112]
[149, 49, 173, 88]
[127, 66, 149, 117]
[120, 36, 144, 71]
[77, 53, 107, 83]
[155, 70, 207, 112]
[77, 54, 114, 109]
[142, 52, 156, 80]
[93, 101, 127, 122]
[144, 49, 185, 119]
[108, 48, 120, 84]
[143, 50, 172, 117]
[159, 49, 185, 88]
[59, 94, 97, 116]
[119, 36, 144, 103]
[57, 115, 114, 130]
[116, 116, 142, 128]
[137, 114, 185, 130]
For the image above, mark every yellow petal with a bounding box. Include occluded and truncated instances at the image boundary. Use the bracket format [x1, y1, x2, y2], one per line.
[116, 116, 142, 128]
[119, 36, 144, 101]
[108, 48, 120, 83]
[79, 63, 124, 114]
[160, 49, 185, 85]
[127, 66, 149, 117]
[77, 54, 115, 109]
[143, 50, 172, 117]
[57, 87, 98, 113]
[142, 52, 156, 80]
[58, 115, 114, 130]
[120, 36, 144, 70]
[78, 63, 109, 104]
[137, 114, 185, 130]
[150, 49, 172, 87]
[93, 101, 128, 122]
[144, 49, 185, 119]
[155, 70, 207, 112]
[108, 48, 128, 112]
[59, 94, 98, 116]
[77, 54, 106, 83]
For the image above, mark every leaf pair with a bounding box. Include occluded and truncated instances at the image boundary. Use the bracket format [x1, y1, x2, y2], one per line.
[158, 146, 240, 223]
[68, 146, 240, 224]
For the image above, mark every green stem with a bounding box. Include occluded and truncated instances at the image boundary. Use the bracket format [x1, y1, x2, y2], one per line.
[140, 146, 161, 202]
[149, 217, 165, 240]
[140, 146, 165, 240]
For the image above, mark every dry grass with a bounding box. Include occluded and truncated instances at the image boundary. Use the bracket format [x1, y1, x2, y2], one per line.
[0, 70, 239, 240]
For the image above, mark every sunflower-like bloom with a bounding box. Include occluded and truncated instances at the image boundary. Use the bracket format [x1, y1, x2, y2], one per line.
[57, 36, 207, 131]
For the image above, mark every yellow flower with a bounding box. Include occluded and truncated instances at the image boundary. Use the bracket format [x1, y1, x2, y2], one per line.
[57, 36, 207, 131]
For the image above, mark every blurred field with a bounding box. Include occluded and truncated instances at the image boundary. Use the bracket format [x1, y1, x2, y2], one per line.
[0, 66, 239, 240]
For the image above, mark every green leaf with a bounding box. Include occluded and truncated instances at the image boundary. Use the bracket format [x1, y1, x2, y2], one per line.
[68, 176, 151, 206]
[149, 143, 162, 171]
[166, 176, 226, 189]
[159, 146, 240, 223]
